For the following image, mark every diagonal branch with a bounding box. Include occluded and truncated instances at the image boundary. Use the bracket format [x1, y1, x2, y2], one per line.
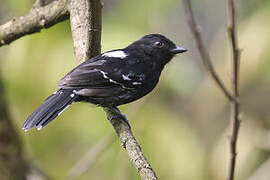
[67, 135, 115, 179]
[69, 0, 158, 179]
[104, 108, 158, 180]
[0, 0, 69, 47]
[227, 0, 241, 180]
[182, 0, 236, 103]
[183, 0, 242, 179]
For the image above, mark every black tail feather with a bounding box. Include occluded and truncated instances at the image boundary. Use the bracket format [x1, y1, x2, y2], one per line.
[22, 89, 78, 131]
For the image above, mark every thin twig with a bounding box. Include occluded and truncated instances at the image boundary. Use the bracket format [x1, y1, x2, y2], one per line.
[182, 0, 236, 103]
[67, 135, 115, 179]
[0, 0, 69, 47]
[227, 0, 241, 179]
[183, 0, 242, 179]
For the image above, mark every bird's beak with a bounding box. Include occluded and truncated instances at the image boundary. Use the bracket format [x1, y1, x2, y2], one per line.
[170, 46, 188, 54]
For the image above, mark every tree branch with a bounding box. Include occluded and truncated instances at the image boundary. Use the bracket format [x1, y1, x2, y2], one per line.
[33, 0, 46, 8]
[227, 0, 241, 179]
[0, 0, 69, 47]
[68, 0, 158, 179]
[182, 0, 236, 103]
[68, 0, 102, 62]
[104, 108, 158, 180]
[183, 0, 242, 179]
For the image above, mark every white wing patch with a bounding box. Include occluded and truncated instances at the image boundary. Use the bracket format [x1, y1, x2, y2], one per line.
[98, 70, 110, 79]
[122, 74, 131, 81]
[70, 90, 78, 98]
[103, 51, 128, 59]
[96, 69, 134, 90]
[132, 82, 142, 85]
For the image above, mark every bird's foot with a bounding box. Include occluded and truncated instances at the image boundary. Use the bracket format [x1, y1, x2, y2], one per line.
[105, 107, 131, 129]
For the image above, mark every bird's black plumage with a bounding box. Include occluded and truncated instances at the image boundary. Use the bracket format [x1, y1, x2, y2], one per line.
[22, 34, 187, 131]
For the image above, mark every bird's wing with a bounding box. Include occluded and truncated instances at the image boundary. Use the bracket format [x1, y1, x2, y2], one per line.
[58, 55, 142, 91]
[59, 57, 114, 89]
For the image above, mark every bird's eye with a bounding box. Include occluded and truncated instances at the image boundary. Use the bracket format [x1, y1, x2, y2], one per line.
[154, 41, 164, 48]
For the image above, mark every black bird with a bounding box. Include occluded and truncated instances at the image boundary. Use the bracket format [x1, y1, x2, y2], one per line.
[22, 34, 187, 131]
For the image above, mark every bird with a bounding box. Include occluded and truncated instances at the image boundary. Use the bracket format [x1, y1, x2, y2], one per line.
[22, 34, 187, 131]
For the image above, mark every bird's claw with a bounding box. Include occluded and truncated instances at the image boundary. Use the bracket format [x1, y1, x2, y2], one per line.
[108, 107, 131, 129]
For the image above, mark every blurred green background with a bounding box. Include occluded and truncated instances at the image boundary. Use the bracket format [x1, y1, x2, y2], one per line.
[0, 0, 270, 179]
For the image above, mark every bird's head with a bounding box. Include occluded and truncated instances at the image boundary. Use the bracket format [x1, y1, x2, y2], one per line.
[126, 34, 187, 65]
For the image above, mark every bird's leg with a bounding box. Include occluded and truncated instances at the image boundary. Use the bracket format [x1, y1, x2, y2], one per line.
[104, 107, 131, 129]
[110, 107, 130, 128]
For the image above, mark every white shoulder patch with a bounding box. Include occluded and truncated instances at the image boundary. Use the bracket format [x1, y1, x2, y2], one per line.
[103, 50, 127, 59]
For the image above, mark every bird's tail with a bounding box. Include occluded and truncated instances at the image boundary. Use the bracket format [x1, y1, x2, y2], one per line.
[22, 89, 79, 131]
